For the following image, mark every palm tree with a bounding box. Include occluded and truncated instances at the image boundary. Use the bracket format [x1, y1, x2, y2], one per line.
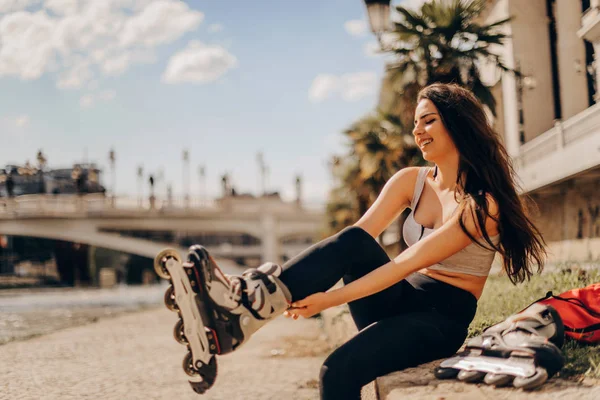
[325, 113, 423, 247]
[344, 113, 419, 209]
[325, 1, 512, 252]
[324, 156, 360, 237]
[383, 0, 513, 124]
[324, 187, 359, 238]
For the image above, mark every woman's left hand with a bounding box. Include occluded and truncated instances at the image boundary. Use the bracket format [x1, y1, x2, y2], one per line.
[284, 292, 333, 319]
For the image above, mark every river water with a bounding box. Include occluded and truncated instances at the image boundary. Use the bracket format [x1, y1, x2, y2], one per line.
[0, 284, 168, 345]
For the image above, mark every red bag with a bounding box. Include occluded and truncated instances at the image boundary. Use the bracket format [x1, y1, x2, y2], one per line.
[536, 283, 600, 344]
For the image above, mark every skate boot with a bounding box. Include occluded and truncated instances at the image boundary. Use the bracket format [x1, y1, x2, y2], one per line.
[154, 245, 292, 394]
[435, 303, 565, 390]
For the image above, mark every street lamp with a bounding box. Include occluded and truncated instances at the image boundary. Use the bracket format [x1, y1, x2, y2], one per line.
[156, 167, 165, 204]
[109, 148, 116, 203]
[183, 149, 190, 208]
[197, 165, 205, 204]
[36, 150, 47, 194]
[137, 165, 143, 207]
[149, 175, 155, 196]
[256, 152, 265, 197]
[148, 174, 156, 209]
[363, 0, 391, 47]
[515, 61, 537, 146]
[295, 174, 302, 206]
[36, 150, 47, 169]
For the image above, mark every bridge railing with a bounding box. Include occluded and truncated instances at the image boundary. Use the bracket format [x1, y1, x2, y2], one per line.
[0, 194, 217, 217]
[111, 196, 216, 211]
[0, 194, 324, 218]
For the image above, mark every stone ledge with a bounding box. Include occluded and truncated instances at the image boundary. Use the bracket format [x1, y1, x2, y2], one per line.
[381, 365, 600, 400]
[319, 302, 600, 399]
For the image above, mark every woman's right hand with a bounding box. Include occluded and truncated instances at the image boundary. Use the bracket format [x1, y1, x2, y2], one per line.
[283, 308, 300, 320]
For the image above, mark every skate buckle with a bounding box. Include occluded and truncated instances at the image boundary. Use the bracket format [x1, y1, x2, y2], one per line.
[206, 327, 221, 354]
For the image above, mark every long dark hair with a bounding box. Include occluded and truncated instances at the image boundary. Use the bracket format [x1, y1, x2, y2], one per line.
[418, 83, 546, 284]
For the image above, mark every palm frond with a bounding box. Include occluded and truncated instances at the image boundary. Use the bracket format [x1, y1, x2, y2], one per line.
[395, 5, 427, 30]
[482, 16, 513, 30]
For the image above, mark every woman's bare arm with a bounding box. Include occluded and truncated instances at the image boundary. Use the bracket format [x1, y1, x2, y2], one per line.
[353, 167, 419, 239]
[328, 195, 500, 307]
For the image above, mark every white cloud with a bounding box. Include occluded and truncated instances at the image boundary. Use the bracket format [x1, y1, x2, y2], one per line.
[101, 54, 130, 75]
[309, 74, 339, 103]
[0, 0, 205, 89]
[0, 10, 56, 80]
[100, 50, 154, 75]
[162, 40, 237, 84]
[14, 114, 29, 127]
[340, 72, 378, 101]
[309, 72, 378, 103]
[0, 0, 40, 13]
[87, 79, 99, 90]
[207, 23, 223, 33]
[57, 59, 92, 89]
[44, 0, 78, 15]
[102, 0, 156, 12]
[344, 19, 367, 37]
[364, 42, 381, 58]
[79, 88, 116, 108]
[79, 94, 94, 108]
[119, 0, 203, 47]
[98, 88, 116, 101]
[1, 114, 30, 128]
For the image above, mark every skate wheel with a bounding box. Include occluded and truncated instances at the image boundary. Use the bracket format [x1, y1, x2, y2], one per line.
[434, 367, 459, 379]
[189, 380, 212, 395]
[484, 373, 513, 387]
[154, 249, 181, 280]
[164, 285, 179, 312]
[513, 367, 548, 390]
[183, 352, 218, 393]
[457, 370, 486, 383]
[183, 352, 200, 378]
[173, 319, 188, 345]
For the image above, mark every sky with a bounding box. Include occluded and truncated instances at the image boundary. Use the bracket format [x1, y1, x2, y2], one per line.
[0, 0, 425, 205]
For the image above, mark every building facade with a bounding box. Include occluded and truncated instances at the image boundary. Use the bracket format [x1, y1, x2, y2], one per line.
[0, 164, 105, 197]
[481, 0, 600, 261]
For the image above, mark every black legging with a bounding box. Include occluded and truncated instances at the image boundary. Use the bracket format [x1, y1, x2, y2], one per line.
[280, 226, 477, 400]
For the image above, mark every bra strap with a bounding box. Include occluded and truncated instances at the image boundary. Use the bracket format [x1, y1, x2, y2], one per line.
[410, 167, 432, 209]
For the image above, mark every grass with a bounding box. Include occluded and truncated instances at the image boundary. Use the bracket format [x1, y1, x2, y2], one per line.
[472, 263, 600, 380]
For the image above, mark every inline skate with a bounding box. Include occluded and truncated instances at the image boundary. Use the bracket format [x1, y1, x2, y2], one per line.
[435, 303, 565, 390]
[154, 245, 292, 394]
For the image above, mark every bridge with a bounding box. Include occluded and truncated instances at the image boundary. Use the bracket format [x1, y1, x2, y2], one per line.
[0, 194, 325, 268]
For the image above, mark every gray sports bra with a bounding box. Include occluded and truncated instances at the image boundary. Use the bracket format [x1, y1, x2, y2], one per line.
[402, 167, 500, 277]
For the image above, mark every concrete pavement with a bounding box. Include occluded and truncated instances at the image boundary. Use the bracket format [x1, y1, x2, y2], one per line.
[0, 308, 330, 400]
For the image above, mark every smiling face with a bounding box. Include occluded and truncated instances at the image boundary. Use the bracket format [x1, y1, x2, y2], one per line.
[413, 99, 457, 162]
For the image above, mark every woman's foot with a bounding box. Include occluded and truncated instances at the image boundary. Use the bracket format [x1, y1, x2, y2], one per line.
[154, 245, 292, 394]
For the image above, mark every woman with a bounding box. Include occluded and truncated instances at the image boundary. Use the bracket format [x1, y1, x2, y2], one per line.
[160, 83, 546, 398]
